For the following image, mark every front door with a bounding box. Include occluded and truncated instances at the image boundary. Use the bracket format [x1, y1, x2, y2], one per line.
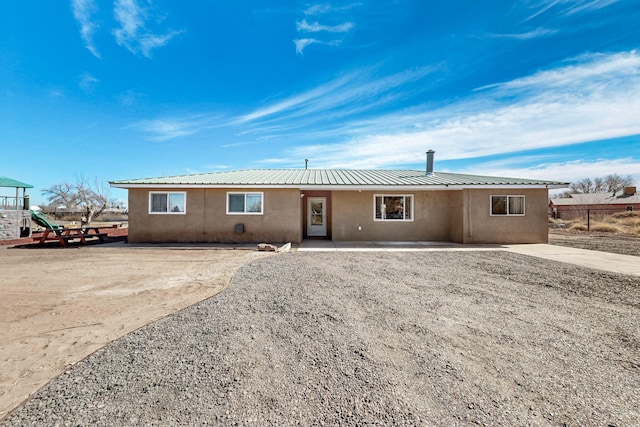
[307, 197, 327, 237]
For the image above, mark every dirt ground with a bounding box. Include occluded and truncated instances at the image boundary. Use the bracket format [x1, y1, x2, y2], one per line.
[0, 243, 270, 419]
[549, 227, 640, 256]
[3, 250, 639, 425]
[1, 230, 638, 422]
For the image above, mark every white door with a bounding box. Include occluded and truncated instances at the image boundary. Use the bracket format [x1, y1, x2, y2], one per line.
[307, 197, 327, 237]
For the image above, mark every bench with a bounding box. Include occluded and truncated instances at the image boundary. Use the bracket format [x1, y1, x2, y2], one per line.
[32, 227, 109, 247]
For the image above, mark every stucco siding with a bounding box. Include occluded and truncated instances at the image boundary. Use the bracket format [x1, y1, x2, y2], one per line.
[331, 190, 457, 241]
[128, 188, 301, 243]
[461, 188, 549, 244]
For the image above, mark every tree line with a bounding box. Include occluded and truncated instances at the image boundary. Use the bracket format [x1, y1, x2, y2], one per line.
[564, 173, 635, 196]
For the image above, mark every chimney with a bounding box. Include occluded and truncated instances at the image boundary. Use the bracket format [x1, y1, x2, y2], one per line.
[305, 159, 309, 170]
[623, 186, 636, 196]
[426, 150, 435, 176]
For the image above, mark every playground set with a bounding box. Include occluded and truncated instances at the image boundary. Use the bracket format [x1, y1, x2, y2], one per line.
[0, 176, 33, 240]
[1, 176, 108, 246]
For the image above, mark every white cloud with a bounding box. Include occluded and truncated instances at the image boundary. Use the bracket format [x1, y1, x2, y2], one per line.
[561, 0, 619, 16]
[294, 3, 358, 54]
[236, 66, 436, 125]
[250, 50, 640, 169]
[130, 115, 221, 141]
[296, 19, 354, 33]
[304, 4, 332, 15]
[71, 0, 100, 58]
[524, 0, 618, 21]
[113, 0, 183, 58]
[78, 72, 99, 92]
[460, 157, 640, 188]
[294, 38, 320, 55]
[485, 28, 558, 40]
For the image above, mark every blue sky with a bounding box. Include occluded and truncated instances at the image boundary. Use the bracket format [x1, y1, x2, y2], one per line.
[1, 0, 639, 204]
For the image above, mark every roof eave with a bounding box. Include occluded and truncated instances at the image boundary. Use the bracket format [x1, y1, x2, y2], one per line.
[110, 183, 565, 190]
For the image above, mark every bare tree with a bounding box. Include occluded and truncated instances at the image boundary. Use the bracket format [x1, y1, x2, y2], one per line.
[42, 176, 109, 225]
[602, 174, 634, 193]
[568, 174, 634, 194]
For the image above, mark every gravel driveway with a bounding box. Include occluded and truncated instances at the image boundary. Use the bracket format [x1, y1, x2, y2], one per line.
[4, 251, 639, 426]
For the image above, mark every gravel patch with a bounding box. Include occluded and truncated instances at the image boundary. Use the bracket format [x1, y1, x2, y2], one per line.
[4, 251, 639, 426]
[549, 228, 640, 257]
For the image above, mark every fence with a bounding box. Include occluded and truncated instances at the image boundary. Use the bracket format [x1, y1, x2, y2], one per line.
[0, 196, 29, 211]
[551, 206, 635, 231]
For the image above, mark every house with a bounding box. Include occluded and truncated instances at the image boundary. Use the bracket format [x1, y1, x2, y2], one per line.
[549, 187, 639, 220]
[110, 153, 568, 244]
[0, 176, 33, 240]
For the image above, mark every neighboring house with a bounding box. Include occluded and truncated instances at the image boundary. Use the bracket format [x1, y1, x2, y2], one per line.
[111, 154, 567, 244]
[549, 187, 640, 220]
[0, 176, 33, 240]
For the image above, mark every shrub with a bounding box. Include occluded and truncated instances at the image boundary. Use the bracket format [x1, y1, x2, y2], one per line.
[610, 211, 640, 219]
[568, 223, 588, 232]
[590, 223, 623, 233]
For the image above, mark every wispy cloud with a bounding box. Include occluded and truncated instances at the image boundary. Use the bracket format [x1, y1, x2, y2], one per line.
[560, 0, 619, 16]
[235, 65, 437, 126]
[130, 115, 222, 142]
[113, 0, 183, 58]
[304, 4, 333, 15]
[71, 0, 100, 58]
[294, 38, 320, 55]
[78, 72, 99, 92]
[485, 28, 558, 40]
[460, 157, 640, 186]
[294, 3, 357, 54]
[246, 50, 640, 169]
[296, 19, 354, 33]
[129, 49, 639, 185]
[525, 0, 619, 21]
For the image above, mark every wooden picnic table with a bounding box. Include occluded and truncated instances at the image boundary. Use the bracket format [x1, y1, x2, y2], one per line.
[32, 226, 108, 247]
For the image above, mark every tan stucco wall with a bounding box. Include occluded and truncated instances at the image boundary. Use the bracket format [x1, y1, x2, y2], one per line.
[331, 190, 458, 241]
[127, 187, 549, 244]
[128, 188, 302, 243]
[459, 188, 549, 244]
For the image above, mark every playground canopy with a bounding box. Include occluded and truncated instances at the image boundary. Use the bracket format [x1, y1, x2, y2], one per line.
[0, 177, 33, 189]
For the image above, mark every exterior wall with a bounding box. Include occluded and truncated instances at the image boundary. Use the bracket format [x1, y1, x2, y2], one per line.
[331, 190, 458, 241]
[128, 188, 302, 243]
[0, 210, 31, 240]
[460, 188, 549, 244]
[126, 187, 550, 244]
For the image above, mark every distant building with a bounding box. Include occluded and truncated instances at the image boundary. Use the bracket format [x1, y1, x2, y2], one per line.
[549, 187, 639, 220]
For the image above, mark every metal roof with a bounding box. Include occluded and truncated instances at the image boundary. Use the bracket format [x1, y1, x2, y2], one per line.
[111, 169, 568, 189]
[0, 176, 33, 189]
[550, 192, 640, 206]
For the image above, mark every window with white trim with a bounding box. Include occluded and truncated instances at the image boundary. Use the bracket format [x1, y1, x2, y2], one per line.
[374, 195, 413, 221]
[227, 192, 263, 214]
[149, 192, 186, 214]
[490, 195, 525, 216]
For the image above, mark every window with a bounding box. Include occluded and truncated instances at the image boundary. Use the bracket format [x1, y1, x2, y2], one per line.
[374, 195, 413, 221]
[227, 192, 263, 214]
[491, 195, 525, 216]
[149, 192, 186, 214]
